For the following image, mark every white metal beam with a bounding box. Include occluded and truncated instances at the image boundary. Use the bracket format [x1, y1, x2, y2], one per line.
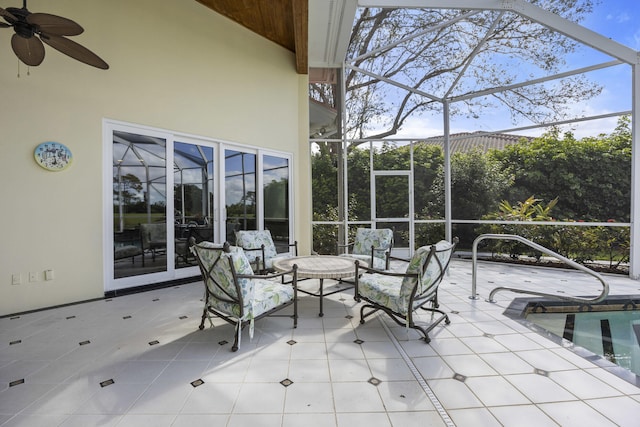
[443, 101, 452, 242]
[630, 65, 640, 279]
[349, 10, 480, 64]
[443, 11, 505, 99]
[346, 64, 443, 102]
[450, 60, 624, 103]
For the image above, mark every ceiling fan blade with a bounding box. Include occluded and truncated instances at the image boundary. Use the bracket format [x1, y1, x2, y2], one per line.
[11, 33, 45, 66]
[0, 7, 17, 22]
[40, 34, 108, 69]
[27, 13, 84, 36]
[0, 22, 11, 28]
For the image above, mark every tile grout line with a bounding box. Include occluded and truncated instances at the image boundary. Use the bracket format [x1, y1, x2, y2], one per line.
[377, 317, 456, 427]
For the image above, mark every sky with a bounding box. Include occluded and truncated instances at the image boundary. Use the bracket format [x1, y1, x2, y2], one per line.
[392, 0, 640, 140]
[582, 0, 640, 50]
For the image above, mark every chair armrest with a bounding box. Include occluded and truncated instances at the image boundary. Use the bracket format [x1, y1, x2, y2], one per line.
[237, 269, 293, 280]
[240, 246, 264, 253]
[355, 260, 417, 278]
[336, 241, 354, 254]
[237, 244, 266, 273]
[389, 254, 410, 263]
[237, 266, 298, 288]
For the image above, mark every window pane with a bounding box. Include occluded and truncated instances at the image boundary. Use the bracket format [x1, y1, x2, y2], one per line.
[174, 142, 214, 268]
[113, 131, 167, 278]
[413, 143, 444, 220]
[313, 224, 340, 255]
[347, 144, 371, 221]
[225, 150, 256, 241]
[375, 175, 409, 219]
[264, 155, 290, 251]
[311, 141, 340, 221]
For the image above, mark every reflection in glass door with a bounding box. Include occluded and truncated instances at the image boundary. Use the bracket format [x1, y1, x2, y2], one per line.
[225, 150, 257, 242]
[113, 131, 167, 278]
[108, 123, 294, 291]
[173, 142, 215, 268]
[263, 155, 290, 251]
[374, 172, 412, 257]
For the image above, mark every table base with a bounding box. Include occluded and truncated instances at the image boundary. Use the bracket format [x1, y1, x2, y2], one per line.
[297, 279, 353, 317]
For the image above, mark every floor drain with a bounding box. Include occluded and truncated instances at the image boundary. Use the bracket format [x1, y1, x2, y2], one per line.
[377, 317, 455, 427]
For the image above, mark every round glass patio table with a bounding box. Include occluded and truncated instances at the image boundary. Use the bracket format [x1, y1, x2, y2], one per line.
[273, 255, 366, 316]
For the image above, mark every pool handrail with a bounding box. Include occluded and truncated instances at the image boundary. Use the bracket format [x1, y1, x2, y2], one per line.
[471, 233, 609, 304]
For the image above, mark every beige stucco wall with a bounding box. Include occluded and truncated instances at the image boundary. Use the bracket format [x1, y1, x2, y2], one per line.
[0, 0, 310, 315]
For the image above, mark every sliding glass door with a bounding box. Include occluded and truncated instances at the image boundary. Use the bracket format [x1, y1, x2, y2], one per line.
[263, 155, 291, 251]
[174, 141, 215, 268]
[112, 130, 168, 279]
[105, 122, 293, 292]
[225, 149, 257, 242]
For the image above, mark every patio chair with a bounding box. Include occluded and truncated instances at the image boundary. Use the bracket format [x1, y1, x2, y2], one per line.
[337, 228, 394, 271]
[235, 229, 298, 274]
[354, 238, 458, 343]
[191, 241, 298, 351]
[114, 230, 143, 264]
[139, 223, 167, 266]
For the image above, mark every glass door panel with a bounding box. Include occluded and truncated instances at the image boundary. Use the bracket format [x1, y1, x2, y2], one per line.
[374, 173, 411, 257]
[174, 142, 214, 267]
[375, 175, 409, 219]
[225, 149, 256, 242]
[113, 131, 167, 279]
[263, 155, 290, 252]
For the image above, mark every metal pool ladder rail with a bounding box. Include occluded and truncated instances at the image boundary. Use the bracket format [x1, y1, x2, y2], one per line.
[470, 233, 609, 304]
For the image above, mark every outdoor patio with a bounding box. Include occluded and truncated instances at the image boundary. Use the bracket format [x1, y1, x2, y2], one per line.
[1, 258, 639, 427]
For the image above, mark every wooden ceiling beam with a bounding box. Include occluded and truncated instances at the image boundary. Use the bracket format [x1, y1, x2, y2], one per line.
[292, 0, 308, 74]
[195, 0, 308, 74]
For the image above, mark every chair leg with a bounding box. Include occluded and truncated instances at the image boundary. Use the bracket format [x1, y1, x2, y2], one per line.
[293, 301, 298, 329]
[359, 304, 380, 324]
[358, 300, 451, 344]
[232, 323, 241, 352]
[412, 308, 450, 343]
[199, 307, 207, 330]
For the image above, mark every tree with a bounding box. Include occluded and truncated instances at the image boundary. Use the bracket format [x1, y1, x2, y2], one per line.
[490, 117, 631, 221]
[310, 1, 601, 144]
[113, 173, 143, 208]
[429, 149, 513, 220]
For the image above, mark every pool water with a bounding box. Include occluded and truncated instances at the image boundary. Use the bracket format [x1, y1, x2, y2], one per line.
[526, 304, 640, 376]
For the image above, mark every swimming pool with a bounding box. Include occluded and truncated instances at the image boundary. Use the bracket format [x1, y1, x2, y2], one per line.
[504, 296, 640, 386]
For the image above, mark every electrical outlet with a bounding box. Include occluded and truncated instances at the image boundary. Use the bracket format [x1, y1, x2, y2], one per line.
[44, 270, 54, 281]
[12, 274, 21, 285]
[29, 272, 38, 282]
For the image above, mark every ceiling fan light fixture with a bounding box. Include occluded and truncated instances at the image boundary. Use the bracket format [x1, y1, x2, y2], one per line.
[11, 32, 44, 66]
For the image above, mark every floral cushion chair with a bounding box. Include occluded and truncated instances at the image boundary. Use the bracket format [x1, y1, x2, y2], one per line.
[235, 230, 298, 274]
[191, 241, 298, 351]
[338, 228, 394, 270]
[354, 238, 458, 343]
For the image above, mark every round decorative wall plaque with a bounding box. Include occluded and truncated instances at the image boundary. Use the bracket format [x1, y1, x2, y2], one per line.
[34, 142, 73, 171]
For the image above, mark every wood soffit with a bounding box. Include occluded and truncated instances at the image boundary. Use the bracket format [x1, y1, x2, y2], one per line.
[196, 0, 308, 74]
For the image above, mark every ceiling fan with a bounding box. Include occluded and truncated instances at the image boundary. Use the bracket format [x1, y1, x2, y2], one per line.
[0, 0, 108, 69]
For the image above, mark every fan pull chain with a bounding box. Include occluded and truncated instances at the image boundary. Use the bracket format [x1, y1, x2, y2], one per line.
[16, 62, 31, 78]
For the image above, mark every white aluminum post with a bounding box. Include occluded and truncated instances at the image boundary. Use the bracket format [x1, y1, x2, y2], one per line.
[341, 63, 350, 245]
[443, 101, 452, 241]
[630, 63, 640, 279]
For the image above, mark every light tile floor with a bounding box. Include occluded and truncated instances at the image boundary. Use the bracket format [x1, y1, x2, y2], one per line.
[1, 259, 639, 426]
